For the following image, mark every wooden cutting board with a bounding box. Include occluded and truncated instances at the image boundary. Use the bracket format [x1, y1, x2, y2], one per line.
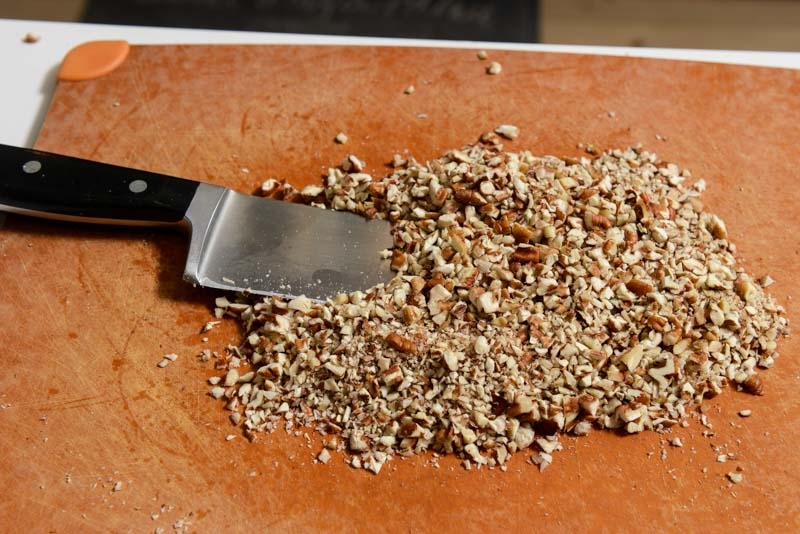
[1, 43, 798, 532]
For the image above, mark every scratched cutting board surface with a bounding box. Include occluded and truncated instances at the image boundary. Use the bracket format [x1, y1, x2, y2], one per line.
[0, 44, 798, 532]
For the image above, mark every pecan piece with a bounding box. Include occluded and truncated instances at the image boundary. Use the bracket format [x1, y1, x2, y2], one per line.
[626, 279, 654, 296]
[386, 332, 416, 354]
[742, 374, 764, 396]
[511, 223, 535, 244]
[454, 188, 486, 206]
[390, 250, 408, 271]
[585, 212, 612, 230]
[510, 245, 540, 264]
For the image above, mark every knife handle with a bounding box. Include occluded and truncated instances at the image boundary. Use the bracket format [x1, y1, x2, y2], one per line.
[0, 144, 199, 225]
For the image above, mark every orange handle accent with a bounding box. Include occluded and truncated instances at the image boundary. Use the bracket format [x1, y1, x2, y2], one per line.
[58, 40, 130, 82]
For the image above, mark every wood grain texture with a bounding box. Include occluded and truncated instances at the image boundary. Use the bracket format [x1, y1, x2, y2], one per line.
[1, 45, 798, 532]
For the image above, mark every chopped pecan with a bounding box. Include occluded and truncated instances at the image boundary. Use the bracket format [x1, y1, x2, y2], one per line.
[742, 374, 764, 396]
[626, 279, 654, 296]
[386, 332, 416, 354]
[510, 245, 540, 264]
[454, 188, 487, 206]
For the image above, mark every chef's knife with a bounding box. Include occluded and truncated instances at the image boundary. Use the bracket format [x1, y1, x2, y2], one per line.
[0, 144, 393, 301]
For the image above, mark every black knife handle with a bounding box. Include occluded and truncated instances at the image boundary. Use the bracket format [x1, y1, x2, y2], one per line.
[0, 144, 200, 225]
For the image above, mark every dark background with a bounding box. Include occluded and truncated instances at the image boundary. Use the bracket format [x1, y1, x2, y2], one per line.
[3, 0, 800, 51]
[81, 0, 540, 42]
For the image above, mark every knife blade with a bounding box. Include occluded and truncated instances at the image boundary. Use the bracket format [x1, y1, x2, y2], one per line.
[0, 144, 394, 301]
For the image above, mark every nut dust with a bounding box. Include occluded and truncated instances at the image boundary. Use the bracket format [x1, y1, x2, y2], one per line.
[206, 127, 787, 474]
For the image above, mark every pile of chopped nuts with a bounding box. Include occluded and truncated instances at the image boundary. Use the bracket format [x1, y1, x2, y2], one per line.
[210, 129, 788, 474]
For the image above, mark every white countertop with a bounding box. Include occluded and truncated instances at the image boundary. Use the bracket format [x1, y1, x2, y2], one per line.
[2, 17, 799, 148]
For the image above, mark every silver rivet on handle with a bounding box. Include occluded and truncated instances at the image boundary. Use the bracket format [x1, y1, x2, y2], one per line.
[129, 179, 148, 193]
[22, 160, 41, 174]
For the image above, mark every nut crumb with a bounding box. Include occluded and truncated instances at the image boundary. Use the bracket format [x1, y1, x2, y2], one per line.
[494, 124, 519, 140]
[572, 421, 592, 436]
[342, 154, 365, 172]
[334, 132, 348, 144]
[670, 437, 683, 448]
[738, 409, 752, 417]
[201, 321, 221, 333]
[726, 471, 744, 484]
[22, 33, 40, 43]
[476, 50, 488, 60]
[486, 61, 502, 75]
[112, 481, 123, 492]
[404, 85, 415, 95]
